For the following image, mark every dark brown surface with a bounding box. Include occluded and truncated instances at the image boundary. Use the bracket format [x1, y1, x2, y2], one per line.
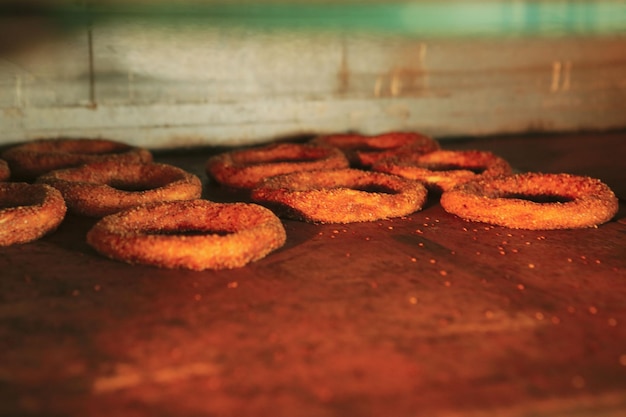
[2, 132, 626, 417]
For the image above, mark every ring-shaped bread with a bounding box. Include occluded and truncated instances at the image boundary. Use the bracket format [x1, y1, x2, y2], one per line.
[206, 142, 349, 189]
[440, 172, 619, 230]
[86, 200, 287, 270]
[2, 138, 153, 180]
[251, 168, 428, 224]
[38, 160, 203, 217]
[373, 149, 513, 192]
[311, 131, 440, 168]
[0, 159, 10, 181]
[0, 183, 67, 246]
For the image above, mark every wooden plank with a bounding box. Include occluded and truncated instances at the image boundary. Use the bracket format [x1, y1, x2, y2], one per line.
[1, 21, 625, 146]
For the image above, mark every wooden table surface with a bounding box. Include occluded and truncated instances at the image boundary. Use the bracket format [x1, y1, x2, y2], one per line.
[1, 132, 626, 417]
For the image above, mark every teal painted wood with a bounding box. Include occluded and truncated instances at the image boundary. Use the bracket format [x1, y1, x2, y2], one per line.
[9, 1, 626, 38]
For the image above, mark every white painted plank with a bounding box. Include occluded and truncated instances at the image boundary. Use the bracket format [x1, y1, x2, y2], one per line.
[1, 20, 625, 148]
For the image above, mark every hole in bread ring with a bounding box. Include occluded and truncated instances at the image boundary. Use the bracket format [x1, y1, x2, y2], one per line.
[500, 193, 575, 204]
[38, 161, 202, 217]
[0, 183, 67, 246]
[251, 168, 428, 224]
[440, 172, 619, 230]
[86, 200, 287, 270]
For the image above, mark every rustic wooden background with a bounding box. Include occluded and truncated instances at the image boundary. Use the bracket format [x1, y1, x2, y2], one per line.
[1, 1, 626, 148]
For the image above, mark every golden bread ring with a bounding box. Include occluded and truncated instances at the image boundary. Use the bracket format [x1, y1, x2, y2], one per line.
[440, 172, 619, 230]
[86, 200, 287, 270]
[373, 150, 513, 192]
[0, 183, 67, 246]
[38, 161, 203, 217]
[251, 168, 428, 223]
[206, 142, 349, 189]
[2, 138, 153, 180]
[312, 131, 440, 167]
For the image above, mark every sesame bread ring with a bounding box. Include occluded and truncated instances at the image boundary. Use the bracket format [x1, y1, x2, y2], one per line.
[38, 161, 202, 217]
[0, 183, 66, 246]
[251, 168, 428, 224]
[440, 172, 619, 230]
[0, 159, 9, 181]
[312, 131, 440, 168]
[2, 138, 153, 180]
[373, 150, 513, 192]
[206, 142, 349, 189]
[86, 200, 287, 270]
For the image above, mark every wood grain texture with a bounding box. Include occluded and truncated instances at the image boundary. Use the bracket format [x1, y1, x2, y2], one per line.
[1, 22, 625, 146]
